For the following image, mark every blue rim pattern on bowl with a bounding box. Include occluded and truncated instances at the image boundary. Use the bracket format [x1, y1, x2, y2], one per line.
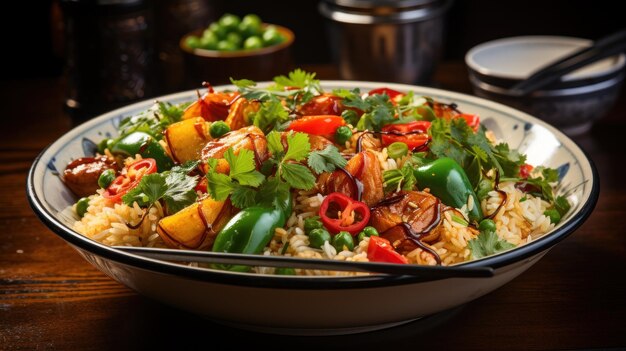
[27, 82, 599, 289]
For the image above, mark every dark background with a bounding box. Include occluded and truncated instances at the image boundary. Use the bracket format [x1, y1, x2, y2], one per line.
[1, 0, 622, 80]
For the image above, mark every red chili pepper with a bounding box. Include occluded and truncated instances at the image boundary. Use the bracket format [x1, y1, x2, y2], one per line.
[368, 87, 404, 105]
[102, 158, 157, 202]
[367, 235, 408, 264]
[287, 115, 346, 137]
[319, 192, 370, 235]
[519, 163, 534, 179]
[381, 121, 431, 149]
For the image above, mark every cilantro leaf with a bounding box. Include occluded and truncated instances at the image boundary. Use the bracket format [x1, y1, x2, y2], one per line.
[284, 132, 311, 162]
[250, 98, 290, 133]
[333, 88, 370, 111]
[281, 163, 316, 190]
[230, 78, 257, 89]
[468, 229, 515, 260]
[162, 172, 200, 213]
[122, 170, 198, 215]
[266, 130, 284, 155]
[554, 195, 571, 216]
[273, 69, 320, 90]
[206, 172, 234, 201]
[307, 145, 347, 174]
[118, 101, 188, 140]
[257, 176, 291, 211]
[493, 143, 526, 177]
[170, 160, 200, 174]
[122, 173, 167, 207]
[230, 184, 259, 209]
[224, 148, 264, 186]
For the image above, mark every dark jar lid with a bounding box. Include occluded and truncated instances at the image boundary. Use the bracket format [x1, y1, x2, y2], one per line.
[319, 0, 451, 24]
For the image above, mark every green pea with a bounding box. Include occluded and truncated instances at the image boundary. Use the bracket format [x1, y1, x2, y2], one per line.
[239, 14, 263, 37]
[334, 126, 353, 145]
[357, 226, 379, 242]
[216, 40, 237, 51]
[304, 216, 324, 235]
[209, 121, 230, 138]
[200, 32, 218, 50]
[262, 26, 284, 46]
[75, 197, 90, 218]
[332, 231, 355, 252]
[218, 13, 241, 32]
[341, 109, 359, 126]
[544, 209, 561, 224]
[308, 228, 331, 249]
[226, 32, 243, 49]
[275, 267, 296, 275]
[209, 22, 227, 39]
[98, 169, 116, 189]
[387, 142, 408, 159]
[478, 219, 497, 233]
[185, 35, 201, 49]
[243, 36, 263, 50]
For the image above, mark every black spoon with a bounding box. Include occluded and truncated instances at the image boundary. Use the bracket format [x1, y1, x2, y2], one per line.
[114, 246, 495, 278]
[508, 28, 626, 96]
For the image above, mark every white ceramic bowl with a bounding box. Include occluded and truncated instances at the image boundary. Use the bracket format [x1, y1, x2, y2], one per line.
[465, 36, 625, 136]
[27, 81, 599, 335]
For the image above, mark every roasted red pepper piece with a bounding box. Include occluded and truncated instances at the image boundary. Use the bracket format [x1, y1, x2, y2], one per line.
[381, 121, 431, 149]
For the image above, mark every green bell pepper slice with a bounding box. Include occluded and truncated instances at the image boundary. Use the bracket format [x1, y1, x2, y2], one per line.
[212, 193, 292, 272]
[109, 131, 173, 171]
[414, 157, 483, 223]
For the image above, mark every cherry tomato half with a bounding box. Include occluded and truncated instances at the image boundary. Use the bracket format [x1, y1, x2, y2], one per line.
[367, 235, 408, 264]
[102, 158, 157, 202]
[381, 121, 431, 149]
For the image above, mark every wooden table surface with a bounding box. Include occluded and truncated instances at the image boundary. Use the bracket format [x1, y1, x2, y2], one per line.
[1, 62, 625, 350]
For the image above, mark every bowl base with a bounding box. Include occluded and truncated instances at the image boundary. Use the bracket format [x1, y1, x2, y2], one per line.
[209, 305, 465, 336]
[212, 318, 420, 336]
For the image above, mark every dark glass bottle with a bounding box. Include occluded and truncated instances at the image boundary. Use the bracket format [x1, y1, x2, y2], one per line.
[61, 0, 155, 125]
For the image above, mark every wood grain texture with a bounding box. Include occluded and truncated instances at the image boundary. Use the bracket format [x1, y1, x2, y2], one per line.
[1, 63, 625, 350]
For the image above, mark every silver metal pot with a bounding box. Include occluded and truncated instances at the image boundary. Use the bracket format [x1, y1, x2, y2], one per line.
[319, 0, 452, 84]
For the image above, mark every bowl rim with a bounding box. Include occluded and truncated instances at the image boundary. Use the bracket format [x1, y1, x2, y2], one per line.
[465, 35, 626, 82]
[27, 81, 600, 290]
[179, 24, 294, 58]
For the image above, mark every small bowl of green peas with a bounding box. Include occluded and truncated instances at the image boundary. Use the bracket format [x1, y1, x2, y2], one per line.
[180, 13, 295, 86]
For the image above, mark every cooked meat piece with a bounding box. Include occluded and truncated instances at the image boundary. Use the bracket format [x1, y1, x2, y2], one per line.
[63, 156, 118, 197]
[350, 132, 382, 152]
[201, 125, 268, 172]
[370, 190, 444, 247]
[317, 150, 383, 206]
